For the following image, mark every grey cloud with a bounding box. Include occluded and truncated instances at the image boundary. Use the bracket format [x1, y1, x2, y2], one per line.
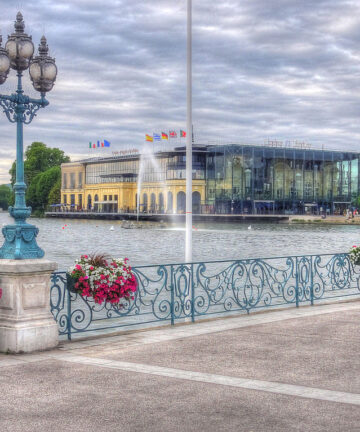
[0, 1, 360, 182]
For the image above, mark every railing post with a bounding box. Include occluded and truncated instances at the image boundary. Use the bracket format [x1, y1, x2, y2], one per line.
[295, 256, 299, 308]
[170, 265, 175, 326]
[191, 263, 195, 322]
[310, 256, 314, 306]
[67, 279, 72, 340]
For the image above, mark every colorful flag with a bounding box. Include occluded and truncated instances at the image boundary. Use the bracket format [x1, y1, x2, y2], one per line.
[93, 143, 96, 148]
[153, 133, 161, 141]
[97, 140, 100, 147]
[161, 132, 168, 140]
[169, 130, 177, 138]
[89, 142, 92, 148]
[180, 130, 186, 138]
[104, 139, 111, 147]
[146, 134, 154, 142]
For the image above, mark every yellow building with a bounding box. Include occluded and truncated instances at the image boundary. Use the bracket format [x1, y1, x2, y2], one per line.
[60, 148, 206, 214]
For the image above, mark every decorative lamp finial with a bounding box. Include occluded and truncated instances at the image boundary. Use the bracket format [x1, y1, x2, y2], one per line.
[38, 36, 48, 56]
[15, 12, 25, 34]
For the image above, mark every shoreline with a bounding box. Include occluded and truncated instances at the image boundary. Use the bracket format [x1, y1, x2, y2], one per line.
[44, 212, 360, 225]
[289, 215, 360, 225]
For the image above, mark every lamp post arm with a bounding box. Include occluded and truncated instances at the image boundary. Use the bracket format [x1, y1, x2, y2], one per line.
[0, 92, 48, 106]
[0, 93, 16, 102]
[27, 94, 49, 107]
[0, 92, 48, 124]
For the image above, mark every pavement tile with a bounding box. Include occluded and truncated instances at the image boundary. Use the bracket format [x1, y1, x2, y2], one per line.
[86, 307, 360, 394]
[1, 359, 360, 432]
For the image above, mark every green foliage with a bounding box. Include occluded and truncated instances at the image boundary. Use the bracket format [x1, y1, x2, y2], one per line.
[27, 166, 61, 212]
[48, 178, 61, 206]
[0, 184, 11, 210]
[9, 142, 70, 187]
[8, 142, 70, 215]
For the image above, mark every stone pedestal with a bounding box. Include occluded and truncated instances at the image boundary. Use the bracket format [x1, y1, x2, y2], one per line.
[0, 259, 58, 353]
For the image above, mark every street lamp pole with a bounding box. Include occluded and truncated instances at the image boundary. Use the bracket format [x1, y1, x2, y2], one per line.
[185, 0, 192, 262]
[0, 13, 57, 259]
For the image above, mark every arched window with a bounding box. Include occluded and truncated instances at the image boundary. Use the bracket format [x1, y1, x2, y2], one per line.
[143, 193, 148, 212]
[192, 191, 201, 214]
[177, 191, 186, 213]
[158, 193, 164, 213]
[167, 191, 173, 213]
[150, 193, 156, 212]
[94, 194, 99, 212]
[87, 194, 92, 210]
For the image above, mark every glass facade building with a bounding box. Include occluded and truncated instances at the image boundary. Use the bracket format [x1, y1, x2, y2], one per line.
[205, 144, 360, 215]
[60, 144, 360, 215]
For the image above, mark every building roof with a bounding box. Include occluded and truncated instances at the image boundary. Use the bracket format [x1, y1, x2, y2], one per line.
[63, 142, 359, 167]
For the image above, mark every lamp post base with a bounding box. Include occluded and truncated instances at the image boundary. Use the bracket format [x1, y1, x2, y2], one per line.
[0, 223, 44, 259]
[0, 259, 58, 353]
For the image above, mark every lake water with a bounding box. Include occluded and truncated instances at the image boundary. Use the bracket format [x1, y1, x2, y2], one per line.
[0, 213, 357, 270]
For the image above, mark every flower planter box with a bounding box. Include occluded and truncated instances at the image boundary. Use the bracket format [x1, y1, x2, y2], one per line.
[68, 254, 137, 305]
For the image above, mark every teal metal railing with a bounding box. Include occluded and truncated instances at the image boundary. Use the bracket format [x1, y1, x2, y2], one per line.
[50, 252, 360, 340]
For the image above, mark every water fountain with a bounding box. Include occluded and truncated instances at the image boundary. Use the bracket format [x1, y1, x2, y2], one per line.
[136, 145, 170, 224]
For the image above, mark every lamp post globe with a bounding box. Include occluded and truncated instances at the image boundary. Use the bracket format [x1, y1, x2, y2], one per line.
[5, 12, 34, 71]
[0, 12, 57, 259]
[0, 36, 10, 84]
[30, 36, 57, 94]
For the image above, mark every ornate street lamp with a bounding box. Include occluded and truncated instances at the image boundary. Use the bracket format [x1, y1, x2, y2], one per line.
[0, 12, 57, 259]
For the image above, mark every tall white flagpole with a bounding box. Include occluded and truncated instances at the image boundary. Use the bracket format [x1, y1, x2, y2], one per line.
[185, 0, 192, 262]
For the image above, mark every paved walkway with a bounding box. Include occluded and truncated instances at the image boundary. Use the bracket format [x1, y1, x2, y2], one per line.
[0, 301, 359, 431]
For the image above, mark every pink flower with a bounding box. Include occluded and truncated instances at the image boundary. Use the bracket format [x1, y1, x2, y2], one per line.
[75, 264, 82, 271]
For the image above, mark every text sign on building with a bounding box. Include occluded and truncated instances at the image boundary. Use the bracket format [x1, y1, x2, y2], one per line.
[112, 149, 139, 157]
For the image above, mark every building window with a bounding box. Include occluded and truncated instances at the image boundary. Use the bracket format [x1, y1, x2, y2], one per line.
[79, 195, 82, 208]
[70, 173, 75, 189]
[63, 194, 67, 204]
[63, 173, 67, 189]
[78, 172, 83, 188]
[70, 194, 75, 206]
[167, 191, 173, 213]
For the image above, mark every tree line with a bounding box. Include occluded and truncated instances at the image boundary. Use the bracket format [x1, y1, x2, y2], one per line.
[0, 142, 70, 215]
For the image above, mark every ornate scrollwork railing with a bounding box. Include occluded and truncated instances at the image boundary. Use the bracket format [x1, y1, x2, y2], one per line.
[50, 253, 360, 340]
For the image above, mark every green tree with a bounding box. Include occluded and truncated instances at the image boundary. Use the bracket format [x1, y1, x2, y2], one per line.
[27, 166, 61, 212]
[48, 178, 61, 206]
[9, 142, 70, 215]
[9, 141, 70, 187]
[0, 184, 11, 210]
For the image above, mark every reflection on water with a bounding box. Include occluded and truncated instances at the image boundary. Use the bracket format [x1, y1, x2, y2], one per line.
[0, 213, 357, 270]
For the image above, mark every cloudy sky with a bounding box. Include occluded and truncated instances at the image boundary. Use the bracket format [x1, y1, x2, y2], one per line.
[0, 0, 360, 182]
